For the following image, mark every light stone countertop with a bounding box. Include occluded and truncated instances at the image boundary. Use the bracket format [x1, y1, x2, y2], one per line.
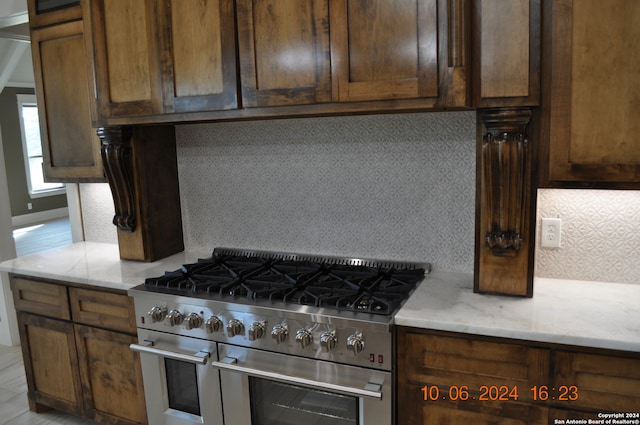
[0, 242, 210, 291]
[2, 243, 638, 353]
[395, 271, 640, 353]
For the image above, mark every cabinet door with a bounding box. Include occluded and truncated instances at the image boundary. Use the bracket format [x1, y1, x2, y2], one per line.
[30, 19, 104, 182]
[75, 324, 147, 424]
[237, 0, 331, 107]
[17, 312, 84, 416]
[90, 0, 162, 118]
[397, 328, 550, 424]
[553, 351, 640, 412]
[471, 0, 540, 107]
[330, 0, 467, 107]
[160, 0, 238, 112]
[543, 0, 640, 186]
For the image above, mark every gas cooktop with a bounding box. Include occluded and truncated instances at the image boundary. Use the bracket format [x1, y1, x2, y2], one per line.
[143, 248, 429, 316]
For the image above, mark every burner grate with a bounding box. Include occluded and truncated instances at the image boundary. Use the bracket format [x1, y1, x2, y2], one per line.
[144, 250, 427, 315]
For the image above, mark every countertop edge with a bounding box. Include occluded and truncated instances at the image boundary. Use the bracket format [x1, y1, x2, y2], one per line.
[394, 271, 640, 354]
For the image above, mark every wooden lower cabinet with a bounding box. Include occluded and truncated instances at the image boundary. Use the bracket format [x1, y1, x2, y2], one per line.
[11, 276, 147, 425]
[397, 327, 640, 424]
[397, 327, 549, 425]
[17, 312, 84, 415]
[75, 325, 147, 424]
[405, 398, 548, 425]
[553, 351, 640, 413]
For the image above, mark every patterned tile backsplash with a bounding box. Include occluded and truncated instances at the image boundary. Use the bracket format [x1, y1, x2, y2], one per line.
[77, 112, 640, 285]
[535, 189, 640, 284]
[175, 112, 477, 272]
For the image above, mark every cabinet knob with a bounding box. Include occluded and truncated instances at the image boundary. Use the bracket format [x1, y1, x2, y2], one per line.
[148, 305, 167, 323]
[226, 319, 244, 337]
[295, 329, 313, 349]
[167, 309, 184, 327]
[205, 316, 223, 333]
[184, 313, 203, 330]
[320, 330, 337, 353]
[346, 332, 365, 355]
[248, 322, 266, 341]
[271, 324, 288, 344]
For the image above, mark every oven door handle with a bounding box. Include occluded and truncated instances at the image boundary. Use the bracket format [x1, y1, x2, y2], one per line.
[211, 357, 383, 400]
[130, 343, 210, 365]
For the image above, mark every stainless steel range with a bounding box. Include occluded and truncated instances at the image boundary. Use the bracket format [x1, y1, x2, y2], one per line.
[128, 248, 429, 425]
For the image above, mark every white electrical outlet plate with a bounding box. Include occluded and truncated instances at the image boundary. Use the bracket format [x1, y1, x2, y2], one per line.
[541, 218, 562, 248]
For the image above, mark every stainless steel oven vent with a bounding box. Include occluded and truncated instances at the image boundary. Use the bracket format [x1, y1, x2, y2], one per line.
[212, 247, 431, 273]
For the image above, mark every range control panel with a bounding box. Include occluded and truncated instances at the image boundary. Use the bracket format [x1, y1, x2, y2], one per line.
[132, 294, 393, 370]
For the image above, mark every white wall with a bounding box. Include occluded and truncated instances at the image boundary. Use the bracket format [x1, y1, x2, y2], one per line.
[0, 0, 26, 17]
[0, 127, 19, 346]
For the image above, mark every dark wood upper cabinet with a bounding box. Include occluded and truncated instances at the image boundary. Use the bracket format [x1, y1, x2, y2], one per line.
[28, 0, 105, 182]
[159, 0, 238, 113]
[89, 0, 160, 118]
[89, 0, 237, 120]
[330, 0, 469, 107]
[471, 0, 540, 107]
[540, 0, 640, 187]
[237, 0, 331, 107]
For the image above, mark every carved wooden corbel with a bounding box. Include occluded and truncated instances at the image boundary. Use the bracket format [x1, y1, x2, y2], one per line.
[479, 108, 531, 257]
[98, 126, 136, 232]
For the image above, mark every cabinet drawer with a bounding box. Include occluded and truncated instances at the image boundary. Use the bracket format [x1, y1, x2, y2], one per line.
[399, 396, 549, 425]
[11, 277, 70, 320]
[69, 288, 136, 334]
[553, 351, 640, 412]
[400, 330, 550, 403]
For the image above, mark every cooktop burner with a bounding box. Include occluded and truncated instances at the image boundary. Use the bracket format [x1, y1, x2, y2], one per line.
[145, 250, 427, 315]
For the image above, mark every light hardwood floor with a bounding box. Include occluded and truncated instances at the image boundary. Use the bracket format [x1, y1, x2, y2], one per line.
[12, 218, 73, 257]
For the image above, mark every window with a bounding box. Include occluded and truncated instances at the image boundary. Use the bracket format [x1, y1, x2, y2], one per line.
[16, 95, 65, 198]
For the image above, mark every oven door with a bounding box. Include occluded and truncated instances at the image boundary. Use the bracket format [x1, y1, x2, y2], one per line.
[130, 330, 223, 425]
[212, 343, 391, 425]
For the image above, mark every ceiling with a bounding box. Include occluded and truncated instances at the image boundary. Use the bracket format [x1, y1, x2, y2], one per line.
[0, 1, 34, 91]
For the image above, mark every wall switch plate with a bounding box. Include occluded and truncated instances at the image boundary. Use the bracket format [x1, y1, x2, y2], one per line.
[541, 218, 562, 248]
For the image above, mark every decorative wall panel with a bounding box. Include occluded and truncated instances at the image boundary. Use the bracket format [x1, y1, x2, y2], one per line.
[536, 189, 640, 284]
[79, 183, 117, 244]
[176, 112, 477, 273]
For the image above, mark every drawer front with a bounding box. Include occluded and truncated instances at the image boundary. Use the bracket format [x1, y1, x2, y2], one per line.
[69, 287, 136, 334]
[553, 351, 640, 412]
[400, 330, 550, 403]
[404, 397, 549, 425]
[11, 277, 70, 320]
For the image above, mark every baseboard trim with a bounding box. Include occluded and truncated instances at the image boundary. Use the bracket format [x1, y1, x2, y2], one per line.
[12, 207, 69, 228]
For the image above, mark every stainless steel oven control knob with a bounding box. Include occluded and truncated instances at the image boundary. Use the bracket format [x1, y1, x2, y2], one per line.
[226, 319, 245, 337]
[346, 332, 365, 355]
[271, 324, 288, 344]
[205, 316, 223, 333]
[320, 331, 337, 352]
[167, 309, 184, 327]
[148, 305, 167, 323]
[295, 329, 313, 349]
[248, 322, 265, 341]
[184, 313, 203, 330]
